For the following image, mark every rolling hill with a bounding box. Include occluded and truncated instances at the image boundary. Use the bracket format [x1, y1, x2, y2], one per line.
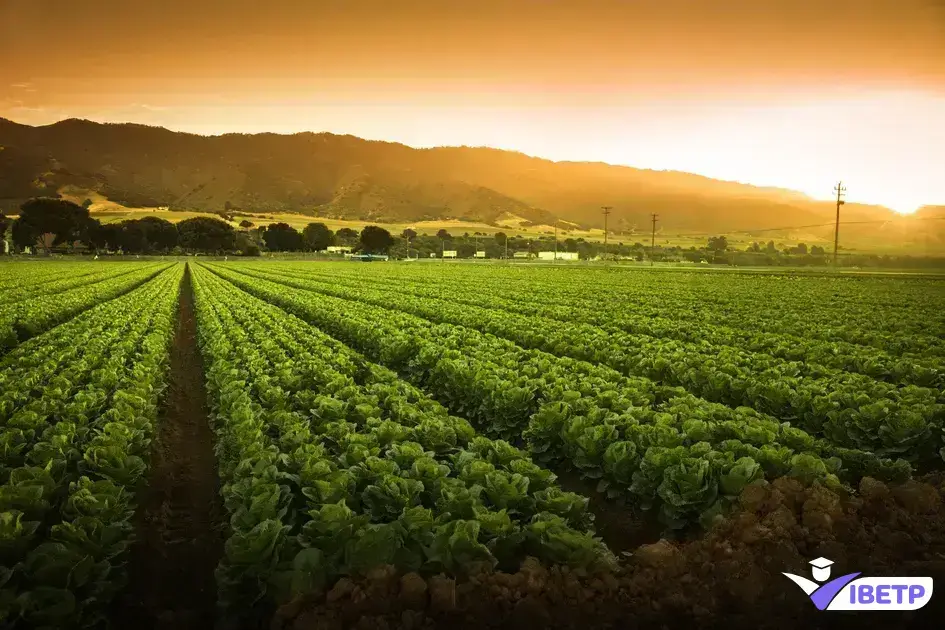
[1, 117, 942, 251]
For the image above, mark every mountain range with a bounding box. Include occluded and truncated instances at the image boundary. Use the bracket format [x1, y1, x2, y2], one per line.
[1, 117, 942, 250]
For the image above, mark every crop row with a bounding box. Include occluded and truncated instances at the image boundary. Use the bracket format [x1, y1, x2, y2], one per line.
[188, 264, 614, 621]
[303, 264, 945, 357]
[0, 263, 171, 353]
[0, 263, 94, 293]
[226, 264, 945, 462]
[278, 264, 943, 387]
[202, 264, 911, 532]
[0, 265, 181, 628]
[1, 263, 150, 307]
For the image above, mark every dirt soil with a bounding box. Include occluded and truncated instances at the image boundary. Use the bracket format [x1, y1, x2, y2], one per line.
[112, 265, 225, 630]
[274, 474, 945, 630]
[554, 467, 666, 553]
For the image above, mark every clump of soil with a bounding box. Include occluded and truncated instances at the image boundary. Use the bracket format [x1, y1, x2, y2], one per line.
[274, 475, 945, 630]
[112, 266, 225, 630]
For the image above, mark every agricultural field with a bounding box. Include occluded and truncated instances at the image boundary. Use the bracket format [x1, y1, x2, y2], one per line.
[1, 259, 944, 630]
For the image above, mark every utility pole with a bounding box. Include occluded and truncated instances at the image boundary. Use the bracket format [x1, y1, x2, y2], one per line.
[650, 213, 658, 266]
[833, 181, 846, 266]
[504, 234, 508, 261]
[554, 220, 558, 261]
[601, 206, 612, 260]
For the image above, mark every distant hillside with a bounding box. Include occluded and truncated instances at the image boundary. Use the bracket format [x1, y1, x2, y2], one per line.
[0, 117, 942, 250]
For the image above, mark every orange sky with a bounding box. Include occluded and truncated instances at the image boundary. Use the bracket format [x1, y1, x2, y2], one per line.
[2, 0, 944, 212]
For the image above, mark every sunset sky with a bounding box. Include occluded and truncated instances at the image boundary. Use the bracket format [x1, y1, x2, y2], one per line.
[2, 0, 944, 213]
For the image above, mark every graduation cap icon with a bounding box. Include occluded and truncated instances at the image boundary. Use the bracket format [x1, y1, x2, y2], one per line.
[809, 557, 834, 582]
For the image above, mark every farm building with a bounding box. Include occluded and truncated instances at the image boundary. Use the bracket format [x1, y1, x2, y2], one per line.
[538, 251, 579, 260]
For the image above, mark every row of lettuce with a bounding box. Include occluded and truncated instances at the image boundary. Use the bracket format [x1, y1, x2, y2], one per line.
[0, 265, 181, 628]
[283, 264, 943, 388]
[2, 259, 936, 626]
[0, 263, 171, 353]
[188, 264, 617, 622]
[219, 264, 945, 464]
[201, 264, 914, 531]
[300, 263, 945, 359]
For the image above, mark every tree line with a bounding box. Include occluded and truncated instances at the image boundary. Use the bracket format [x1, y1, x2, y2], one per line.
[0, 198, 400, 255]
[2, 198, 942, 269]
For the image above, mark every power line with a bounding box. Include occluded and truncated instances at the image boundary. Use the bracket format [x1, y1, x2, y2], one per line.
[554, 219, 558, 260]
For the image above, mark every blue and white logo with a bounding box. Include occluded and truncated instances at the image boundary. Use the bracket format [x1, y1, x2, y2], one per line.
[783, 557, 933, 611]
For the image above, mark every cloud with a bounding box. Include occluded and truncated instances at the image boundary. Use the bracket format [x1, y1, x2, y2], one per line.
[10, 82, 34, 89]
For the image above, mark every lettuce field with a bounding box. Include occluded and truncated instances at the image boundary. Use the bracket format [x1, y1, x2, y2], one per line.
[1, 259, 944, 630]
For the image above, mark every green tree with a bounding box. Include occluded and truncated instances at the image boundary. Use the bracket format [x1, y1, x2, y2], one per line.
[436, 229, 452, 240]
[88, 221, 123, 251]
[457, 242, 477, 258]
[12, 198, 97, 252]
[336, 227, 359, 243]
[401, 228, 418, 242]
[262, 222, 304, 251]
[810, 245, 826, 256]
[132, 216, 178, 252]
[707, 235, 729, 253]
[235, 231, 261, 256]
[388, 238, 411, 259]
[494, 232, 507, 246]
[303, 222, 335, 251]
[359, 225, 395, 254]
[239, 219, 255, 229]
[113, 220, 146, 253]
[177, 216, 236, 252]
[765, 240, 777, 254]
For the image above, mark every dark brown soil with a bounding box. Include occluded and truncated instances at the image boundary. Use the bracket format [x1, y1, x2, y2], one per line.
[275, 474, 945, 630]
[553, 467, 665, 553]
[112, 265, 225, 630]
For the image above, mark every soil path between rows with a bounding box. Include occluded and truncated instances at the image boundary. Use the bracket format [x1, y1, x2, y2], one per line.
[113, 264, 224, 630]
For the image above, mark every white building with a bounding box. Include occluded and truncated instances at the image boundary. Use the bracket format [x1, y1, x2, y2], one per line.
[474, 251, 486, 258]
[327, 246, 353, 253]
[442, 250, 458, 258]
[538, 251, 579, 261]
